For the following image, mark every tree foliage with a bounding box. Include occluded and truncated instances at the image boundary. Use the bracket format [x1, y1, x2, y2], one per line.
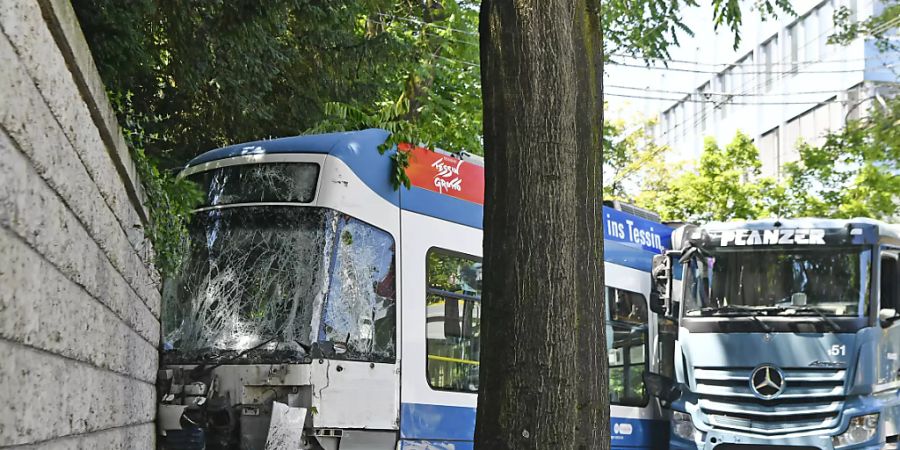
[629, 96, 900, 224]
[830, 2, 900, 52]
[112, 92, 203, 275]
[602, 0, 795, 60]
[73, 0, 418, 168]
[633, 132, 781, 222]
[74, 0, 798, 164]
[602, 112, 671, 200]
[73, 0, 479, 273]
[72, 0, 797, 275]
[783, 96, 900, 220]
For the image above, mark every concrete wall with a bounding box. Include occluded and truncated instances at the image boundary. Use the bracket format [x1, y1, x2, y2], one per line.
[0, 0, 158, 447]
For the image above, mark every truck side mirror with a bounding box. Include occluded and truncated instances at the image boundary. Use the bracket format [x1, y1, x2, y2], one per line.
[879, 308, 899, 328]
[643, 372, 682, 405]
[649, 292, 665, 315]
[650, 254, 671, 316]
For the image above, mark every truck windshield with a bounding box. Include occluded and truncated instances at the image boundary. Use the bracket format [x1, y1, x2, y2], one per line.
[683, 247, 871, 317]
[162, 206, 396, 364]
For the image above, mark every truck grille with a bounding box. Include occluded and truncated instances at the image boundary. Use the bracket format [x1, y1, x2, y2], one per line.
[694, 367, 846, 435]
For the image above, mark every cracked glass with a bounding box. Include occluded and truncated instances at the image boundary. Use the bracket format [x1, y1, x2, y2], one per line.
[163, 164, 396, 364]
[190, 162, 319, 206]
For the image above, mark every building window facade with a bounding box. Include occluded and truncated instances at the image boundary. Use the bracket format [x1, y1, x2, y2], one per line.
[757, 127, 781, 178]
[761, 37, 778, 90]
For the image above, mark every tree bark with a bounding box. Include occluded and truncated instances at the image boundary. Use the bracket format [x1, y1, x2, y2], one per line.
[474, 1, 606, 450]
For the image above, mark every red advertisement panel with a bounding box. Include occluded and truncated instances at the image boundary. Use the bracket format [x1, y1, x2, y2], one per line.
[400, 143, 484, 205]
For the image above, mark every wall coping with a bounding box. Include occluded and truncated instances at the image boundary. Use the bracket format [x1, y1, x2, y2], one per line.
[36, 0, 150, 225]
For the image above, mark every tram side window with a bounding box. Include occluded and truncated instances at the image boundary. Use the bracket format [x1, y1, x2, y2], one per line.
[607, 287, 649, 407]
[425, 249, 482, 392]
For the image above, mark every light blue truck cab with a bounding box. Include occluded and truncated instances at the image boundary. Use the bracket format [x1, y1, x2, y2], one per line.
[647, 218, 900, 450]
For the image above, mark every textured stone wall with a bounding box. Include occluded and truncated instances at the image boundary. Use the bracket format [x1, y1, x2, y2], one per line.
[0, 0, 158, 447]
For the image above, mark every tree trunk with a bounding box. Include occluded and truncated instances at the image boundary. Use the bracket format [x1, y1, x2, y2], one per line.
[474, 1, 606, 450]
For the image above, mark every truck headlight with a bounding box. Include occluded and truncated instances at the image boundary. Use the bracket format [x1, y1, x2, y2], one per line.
[833, 413, 879, 448]
[672, 411, 704, 443]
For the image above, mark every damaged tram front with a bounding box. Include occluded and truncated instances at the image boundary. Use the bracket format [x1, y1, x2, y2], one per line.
[158, 129, 674, 450]
[159, 129, 486, 449]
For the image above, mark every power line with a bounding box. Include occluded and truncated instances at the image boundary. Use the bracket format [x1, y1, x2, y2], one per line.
[690, 0, 884, 96]
[375, 8, 896, 70]
[611, 92, 720, 185]
[376, 2, 895, 68]
[374, 12, 479, 37]
[370, 19, 480, 49]
[608, 60, 896, 75]
[643, 0, 893, 141]
[616, 52, 890, 181]
[434, 54, 480, 68]
[420, 52, 895, 81]
[606, 83, 853, 97]
[605, 91, 845, 106]
[608, 53, 882, 68]
[867, 13, 900, 35]
[374, 17, 890, 72]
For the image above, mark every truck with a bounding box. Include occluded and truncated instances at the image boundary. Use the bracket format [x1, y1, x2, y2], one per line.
[157, 129, 674, 449]
[646, 219, 900, 449]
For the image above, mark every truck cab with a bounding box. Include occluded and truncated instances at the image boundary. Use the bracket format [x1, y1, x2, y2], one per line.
[648, 218, 900, 450]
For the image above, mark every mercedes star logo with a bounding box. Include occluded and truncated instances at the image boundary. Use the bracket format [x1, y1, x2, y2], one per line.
[750, 364, 786, 399]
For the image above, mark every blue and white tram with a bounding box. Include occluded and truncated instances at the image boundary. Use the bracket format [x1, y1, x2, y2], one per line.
[158, 129, 673, 450]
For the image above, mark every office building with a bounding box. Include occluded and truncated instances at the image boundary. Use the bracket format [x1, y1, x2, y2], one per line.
[633, 0, 898, 178]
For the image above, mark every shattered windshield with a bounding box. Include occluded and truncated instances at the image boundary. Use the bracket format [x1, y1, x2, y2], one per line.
[683, 247, 871, 317]
[162, 205, 396, 364]
[190, 162, 320, 206]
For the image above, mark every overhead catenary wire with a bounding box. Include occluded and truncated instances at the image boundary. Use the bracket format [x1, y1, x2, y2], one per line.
[370, 19, 480, 49]
[374, 9, 896, 70]
[605, 92, 848, 106]
[424, 52, 885, 106]
[603, 11, 864, 187]
[372, 19, 893, 76]
[607, 60, 896, 75]
[608, 52, 885, 68]
[606, 83, 856, 97]
[374, 12, 478, 36]
[374, 5, 894, 157]
[615, 10, 868, 168]
[419, 47, 893, 93]
[607, 4, 895, 69]
[866, 13, 900, 36]
[667, 0, 887, 100]
[420, 52, 883, 107]
[646, 0, 892, 143]
[375, 2, 896, 68]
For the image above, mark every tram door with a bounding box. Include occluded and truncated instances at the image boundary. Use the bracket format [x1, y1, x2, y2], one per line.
[397, 208, 482, 448]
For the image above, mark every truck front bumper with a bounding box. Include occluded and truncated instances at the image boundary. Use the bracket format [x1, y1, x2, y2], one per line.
[670, 430, 883, 450]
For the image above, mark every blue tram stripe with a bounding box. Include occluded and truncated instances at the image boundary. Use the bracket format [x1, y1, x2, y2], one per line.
[400, 403, 668, 448]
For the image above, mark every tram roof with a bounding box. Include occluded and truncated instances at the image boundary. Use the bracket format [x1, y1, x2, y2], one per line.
[185, 129, 674, 269]
[186, 128, 486, 228]
[187, 128, 391, 168]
